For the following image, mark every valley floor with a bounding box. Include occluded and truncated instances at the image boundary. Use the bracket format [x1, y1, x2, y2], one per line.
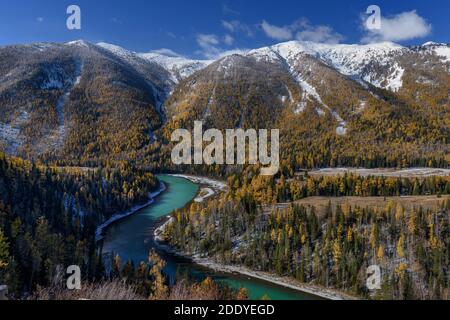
[270, 195, 450, 215]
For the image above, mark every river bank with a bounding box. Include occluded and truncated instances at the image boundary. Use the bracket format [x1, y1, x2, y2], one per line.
[170, 174, 227, 202]
[95, 181, 166, 241]
[99, 174, 220, 242]
[154, 174, 227, 241]
[153, 208, 355, 300]
[191, 258, 356, 301]
[154, 218, 354, 301]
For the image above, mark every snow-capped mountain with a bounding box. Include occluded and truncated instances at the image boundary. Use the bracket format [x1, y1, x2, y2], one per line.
[97, 42, 211, 84]
[0, 40, 169, 159]
[164, 38, 449, 147]
[0, 39, 449, 165]
[138, 52, 212, 83]
[246, 41, 407, 92]
[418, 42, 450, 65]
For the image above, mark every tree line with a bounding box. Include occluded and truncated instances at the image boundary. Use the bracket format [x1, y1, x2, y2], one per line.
[226, 172, 450, 204]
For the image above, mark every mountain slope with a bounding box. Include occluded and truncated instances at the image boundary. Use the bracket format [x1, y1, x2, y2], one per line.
[161, 40, 449, 171]
[0, 41, 170, 163]
[97, 42, 211, 86]
[0, 40, 448, 169]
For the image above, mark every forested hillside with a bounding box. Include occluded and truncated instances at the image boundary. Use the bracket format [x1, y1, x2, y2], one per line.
[0, 41, 167, 164]
[163, 195, 450, 299]
[0, 152, 158, 296]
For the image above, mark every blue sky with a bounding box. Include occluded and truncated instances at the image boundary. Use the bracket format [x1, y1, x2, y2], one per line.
[0, 0, 448, 59]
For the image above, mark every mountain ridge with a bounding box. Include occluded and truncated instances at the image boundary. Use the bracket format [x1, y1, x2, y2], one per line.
[0, 39, 449, 169]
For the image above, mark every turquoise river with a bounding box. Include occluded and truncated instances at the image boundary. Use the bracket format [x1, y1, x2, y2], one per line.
[102, 175, 322, 300]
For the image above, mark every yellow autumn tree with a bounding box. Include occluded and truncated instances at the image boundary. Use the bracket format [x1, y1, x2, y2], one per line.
[397, 234, 406, 258]
[148, 249, 168, 299]
[236, 288, 249, 300]
[332, 239, 342, 266]
[377, 245, 385, 262]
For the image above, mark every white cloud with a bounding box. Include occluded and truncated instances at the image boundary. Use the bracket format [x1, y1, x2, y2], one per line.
[224, 34, 234, 45]
[221, 3, 240, 16]
[296, 25, 344, 44]
[222, 20, 236, 32]
[196, 33, 247, 59]
[166, 31, 176, 39]
[36, 17, 44, 23]
[222, 20, 254, 37]
[110, 17, 122, 24]
[261, 19, 344, 44]
[261, 20, 293, 41]
[362, 10, 432, 43]
[196, 34, 222, 59]
[197, 34, 220, 47]
[150, 48, 181, 57]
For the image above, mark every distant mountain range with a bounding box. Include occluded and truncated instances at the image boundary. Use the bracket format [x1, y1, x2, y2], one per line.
[0, 40, 449, 168]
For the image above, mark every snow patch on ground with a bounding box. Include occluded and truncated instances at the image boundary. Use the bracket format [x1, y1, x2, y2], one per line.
[294, 101, 307, 114]
[66, 40, 90, 48]
[434, 46, 450, 63]
[419, 43, 450, 72]
[0, 123, 22, 153]
[51, 61, 83, 149]
[0, 111, 29, 154]
[171, 174, 227, 191]
[362, 62, 404, 92]
[194, 188, 215, 203]
[289, 66, 347, 135]
[249, 42, 350, 134]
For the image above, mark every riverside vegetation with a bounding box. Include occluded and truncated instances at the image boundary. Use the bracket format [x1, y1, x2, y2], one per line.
[162, 174, 450, 300]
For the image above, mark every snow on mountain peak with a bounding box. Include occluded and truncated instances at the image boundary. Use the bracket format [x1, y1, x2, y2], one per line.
[75, 39, 448, 91]
[246, 40, 406, 92]
[419, 42, 450, 64]
[139, 52, 211, 82]
[96, 42, 138, 60]
[96, 42, 210, 83]
[66, 40, 90, 48]
[422, 41, 446, 47]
